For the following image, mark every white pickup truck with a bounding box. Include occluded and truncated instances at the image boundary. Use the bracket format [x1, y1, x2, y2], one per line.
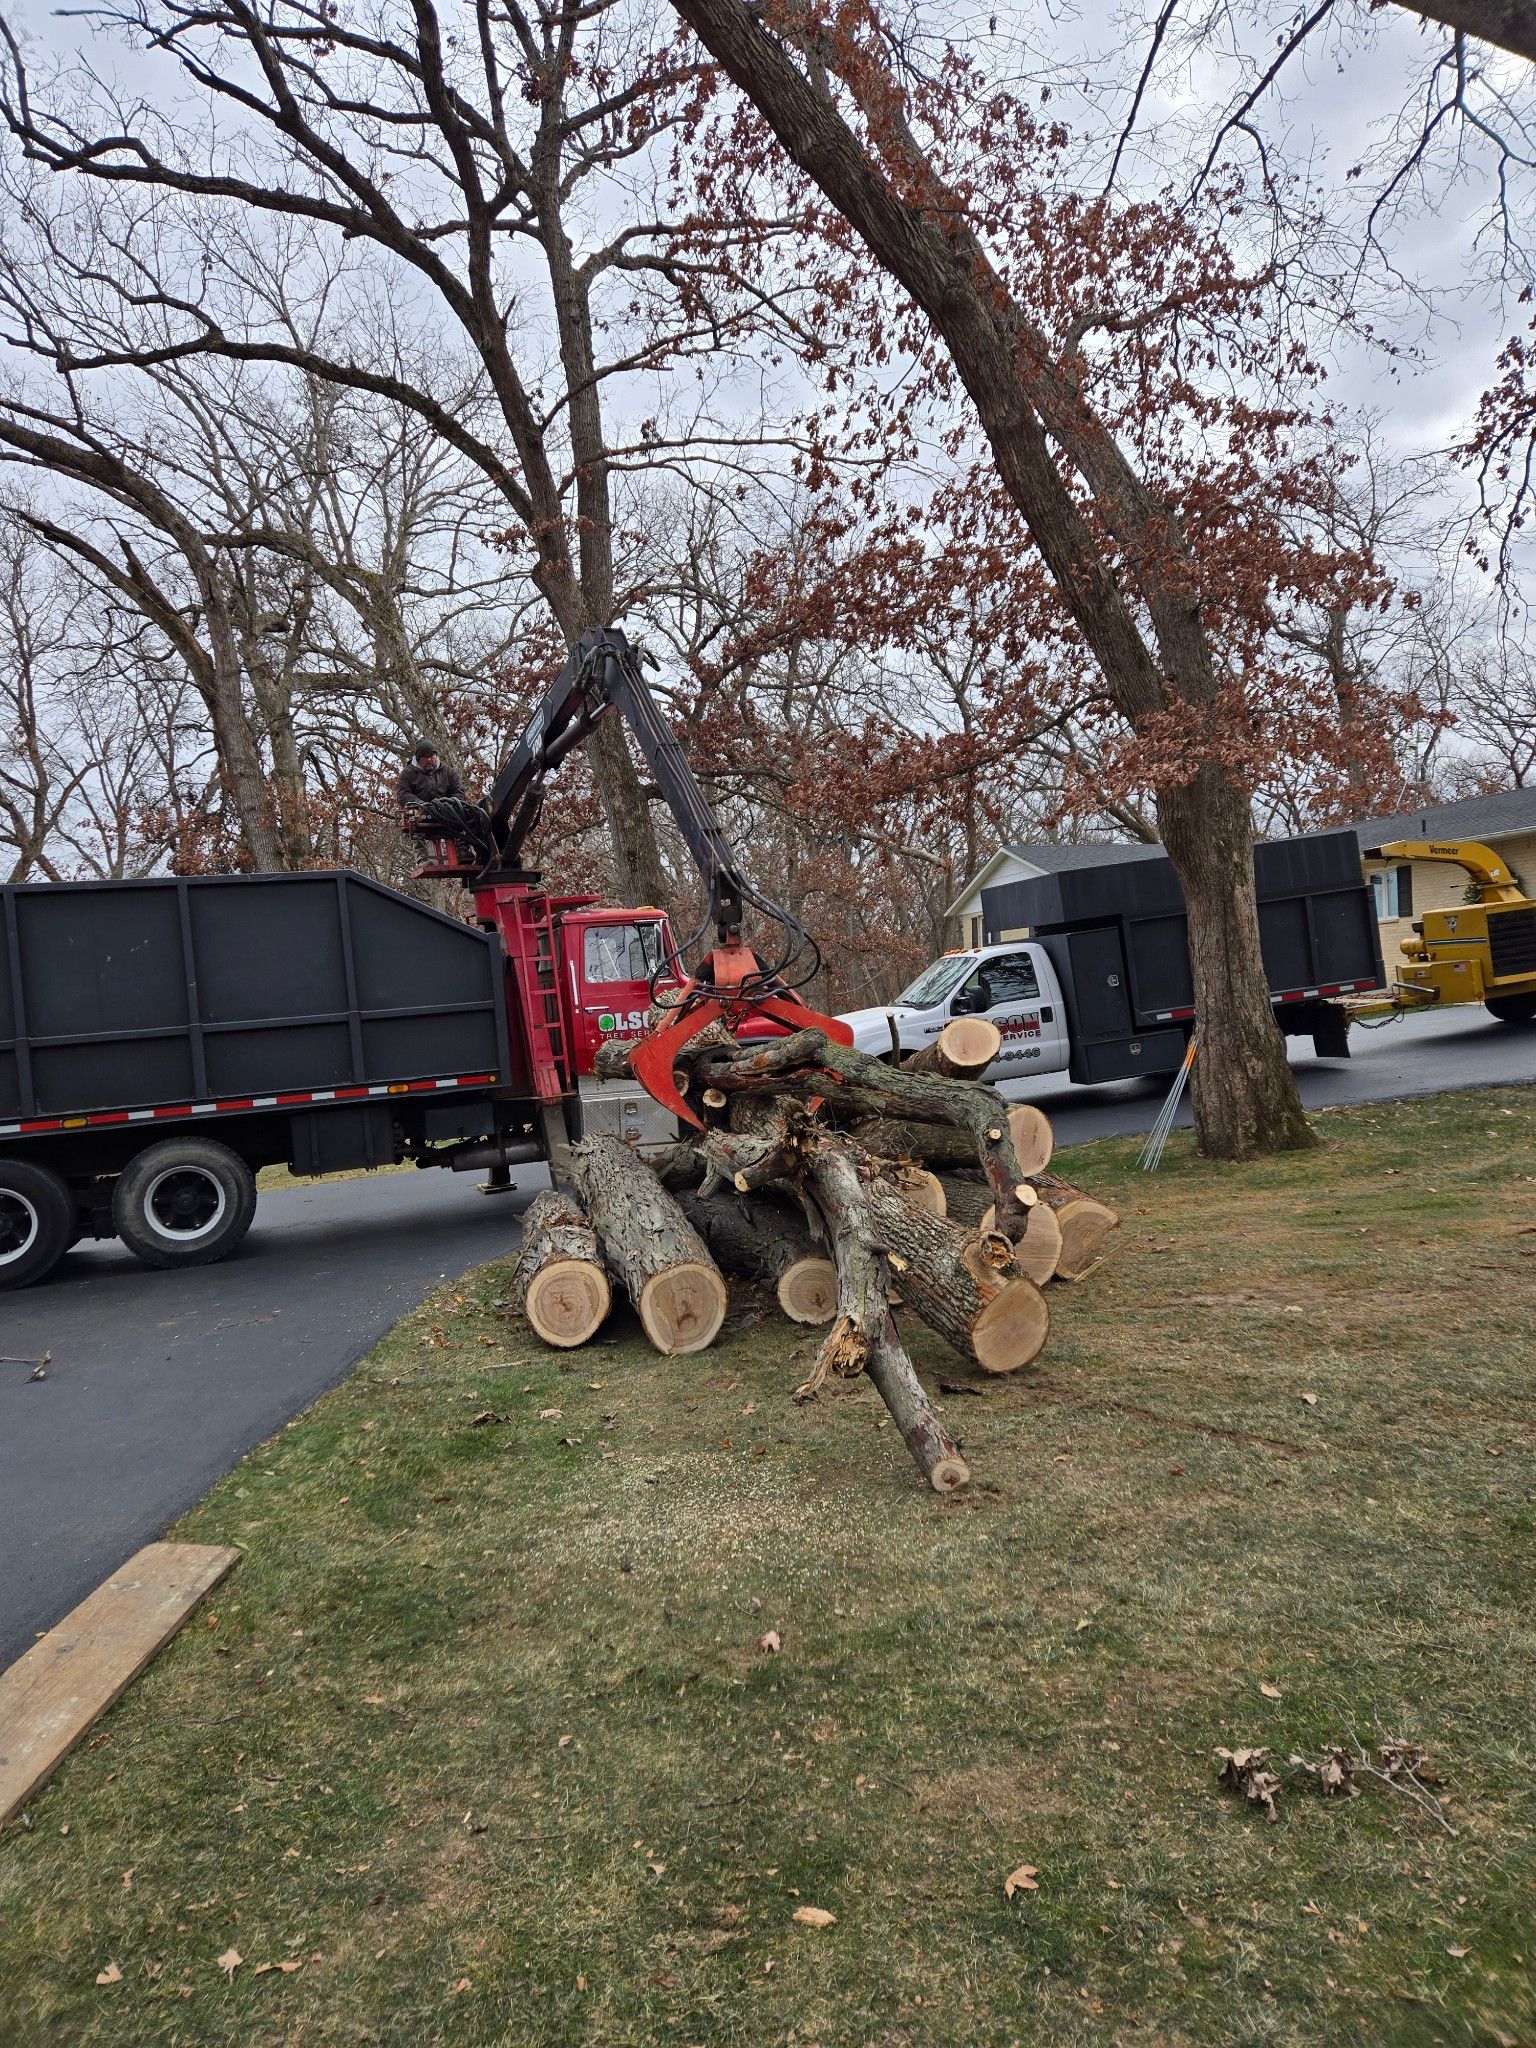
[839, 944, 1074, 1082]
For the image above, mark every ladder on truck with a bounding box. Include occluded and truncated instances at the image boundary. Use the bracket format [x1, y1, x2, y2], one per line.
[503, 892, 569, 1105]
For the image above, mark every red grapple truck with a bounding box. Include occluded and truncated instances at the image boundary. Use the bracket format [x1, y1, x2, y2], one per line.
[1, 627, 840, 1287]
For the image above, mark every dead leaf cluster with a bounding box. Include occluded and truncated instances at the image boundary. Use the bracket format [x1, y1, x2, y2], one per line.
[1216, 1737, 1451, 1830]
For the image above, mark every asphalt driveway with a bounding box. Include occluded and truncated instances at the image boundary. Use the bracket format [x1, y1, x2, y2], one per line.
[0, 1166, 546, 1669]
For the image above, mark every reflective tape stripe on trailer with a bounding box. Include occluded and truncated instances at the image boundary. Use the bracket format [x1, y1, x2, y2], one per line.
[0, 1073, 503, 1141]
[1151, 979, 1379, 1022]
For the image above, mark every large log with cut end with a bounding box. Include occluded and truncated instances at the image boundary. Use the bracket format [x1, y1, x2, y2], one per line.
[565, 1135, 728, 1353]
[902, 1016, 1001, 1079]
[852, 1102, 1051, 1179]
[867, 1182, 1049, 1374]
[511, 1190, 613, 1347]
[675, 1189, 837, 1324]
[1030, 1175, 1120, 1279]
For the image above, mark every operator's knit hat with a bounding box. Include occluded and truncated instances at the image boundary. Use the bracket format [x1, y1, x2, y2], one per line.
[413, 739, 438, 760]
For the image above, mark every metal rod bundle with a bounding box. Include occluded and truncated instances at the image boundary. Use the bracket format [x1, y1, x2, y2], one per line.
[1138, 1043, 1197, 1172]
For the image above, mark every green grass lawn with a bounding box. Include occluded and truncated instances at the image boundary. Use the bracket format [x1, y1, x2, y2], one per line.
[3, 1087, 1534, 2048]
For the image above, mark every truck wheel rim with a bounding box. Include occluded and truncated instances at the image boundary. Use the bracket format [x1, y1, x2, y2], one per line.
[144, 1166, 227, 1243]
[0, 1189, 41, 1266]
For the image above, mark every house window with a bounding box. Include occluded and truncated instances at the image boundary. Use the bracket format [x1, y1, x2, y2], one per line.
[1370, 866, 1414, 921]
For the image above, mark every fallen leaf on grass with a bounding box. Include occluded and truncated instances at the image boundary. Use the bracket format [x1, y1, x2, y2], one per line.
[1300, 1393, 1318, 1407]
[756, 1629, 781, 1655]
[216, 1948, 242, 1979]
[792, 1906, 836, 1929]
[1004, 1865, 1039, 1898]
[1446, 1946, 1469, 1958]
[538, 1407, 563, 1421]
[1216, 1748, 1282, 1822]
[557, 1733, 573, 1749]
[1259, 1682, 1283, 1700]
[648, 1862, 667, 1877]
[253, 1961, 303, 1977]
[449, 1977, 471, 1995]
[95, 1964, 122, 1986]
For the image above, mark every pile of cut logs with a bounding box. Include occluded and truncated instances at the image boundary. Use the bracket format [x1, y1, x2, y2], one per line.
[510, 1015, 1118, 1492]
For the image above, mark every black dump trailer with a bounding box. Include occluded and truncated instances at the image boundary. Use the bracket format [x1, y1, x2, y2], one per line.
[981, 829, 1384, 1085]
[1, 871, 522, 1288]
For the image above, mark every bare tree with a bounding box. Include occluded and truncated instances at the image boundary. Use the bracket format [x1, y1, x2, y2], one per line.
[1, 0, 820, 910]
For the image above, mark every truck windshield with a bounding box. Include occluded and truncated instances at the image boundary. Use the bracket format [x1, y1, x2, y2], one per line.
[584, 921, 664, 984]
[894, 956, 975, 1007]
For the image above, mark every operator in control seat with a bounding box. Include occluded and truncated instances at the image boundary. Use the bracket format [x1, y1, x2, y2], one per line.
[397, 740, 463, 816]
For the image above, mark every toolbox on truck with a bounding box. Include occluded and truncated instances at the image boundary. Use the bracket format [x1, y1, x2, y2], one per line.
[1, 871, 511, 1124]
[981, 830, 1383, 1084]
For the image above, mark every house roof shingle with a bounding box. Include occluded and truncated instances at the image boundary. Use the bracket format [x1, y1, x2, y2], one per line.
[1347, 786, 1536, 849]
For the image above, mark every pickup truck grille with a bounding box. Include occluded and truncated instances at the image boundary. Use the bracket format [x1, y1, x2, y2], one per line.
[1488, 905, 1536, 979]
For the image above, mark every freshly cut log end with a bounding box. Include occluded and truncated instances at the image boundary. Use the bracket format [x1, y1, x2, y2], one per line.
[1054, 1200, 1120, 1281]
[777, 1257, 838, 1324]
[637, 1262, 728, 1354]
[927, 1453, 972, 1493]
[1011, 1202, 1064, 1285]
[969, 1277, 1050, 1375]
[1007, 1103, 1054, 1178]
[525, 1260, 612, 1348]
[1031, 1174, 1120, 1280]
[885, 1163, 946, 1217]
[513, 1188, 612, 1347]
[902, 1015, 1002, 1079]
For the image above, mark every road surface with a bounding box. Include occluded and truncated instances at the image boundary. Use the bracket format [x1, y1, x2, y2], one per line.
[2, 1005, 1530, 1668]
[0, 1166, 547, 1670]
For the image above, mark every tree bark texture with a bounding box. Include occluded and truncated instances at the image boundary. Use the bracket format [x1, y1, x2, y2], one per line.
[867, 1182, 1050, 1374]
[565, 1134, 727, 1353]
[675, 1188, 837, 1323]
[1157, 770, 1317, 1159]
[511, 1189, 613, 1347]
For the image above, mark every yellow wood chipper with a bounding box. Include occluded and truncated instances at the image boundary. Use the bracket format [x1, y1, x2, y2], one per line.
[1367, 839, 1536, 1025]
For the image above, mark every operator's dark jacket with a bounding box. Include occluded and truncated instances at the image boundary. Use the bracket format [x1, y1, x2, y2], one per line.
[396, 759, 463, 806]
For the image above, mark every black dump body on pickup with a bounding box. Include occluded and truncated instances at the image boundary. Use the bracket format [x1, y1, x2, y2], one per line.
[982, 830, 1383, 1085]
[1, 871, 511, 1175]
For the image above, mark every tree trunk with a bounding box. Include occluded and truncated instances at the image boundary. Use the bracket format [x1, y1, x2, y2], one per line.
[1157, 769, 1316, 1159]
[565, 1135, 727, 1353]
[902, 1016, 1001, 1078]
[867, 1182, 1049, 1374]
[676, 1189, 836, 1323]
[511, 1189, 612, 1346]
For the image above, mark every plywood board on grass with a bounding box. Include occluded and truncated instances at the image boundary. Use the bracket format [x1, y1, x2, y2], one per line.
[0, 1540, 239, 1827]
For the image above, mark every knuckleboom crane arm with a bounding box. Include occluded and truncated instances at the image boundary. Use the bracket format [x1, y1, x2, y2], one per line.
[486, 626, 747, 940]
[481, 625, 851, 1126]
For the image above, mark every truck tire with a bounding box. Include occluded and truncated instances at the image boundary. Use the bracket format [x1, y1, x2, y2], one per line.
[0, 1158, 76, 1289]
[112, 1138, 257, 1270]
[1485, 994, 1536, 1025]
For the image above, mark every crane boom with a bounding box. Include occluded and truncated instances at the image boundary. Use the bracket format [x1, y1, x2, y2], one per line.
[486, 626, 748, 939]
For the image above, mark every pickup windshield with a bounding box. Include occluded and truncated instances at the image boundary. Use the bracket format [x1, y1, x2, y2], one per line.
[895, 956, 975, 1008]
